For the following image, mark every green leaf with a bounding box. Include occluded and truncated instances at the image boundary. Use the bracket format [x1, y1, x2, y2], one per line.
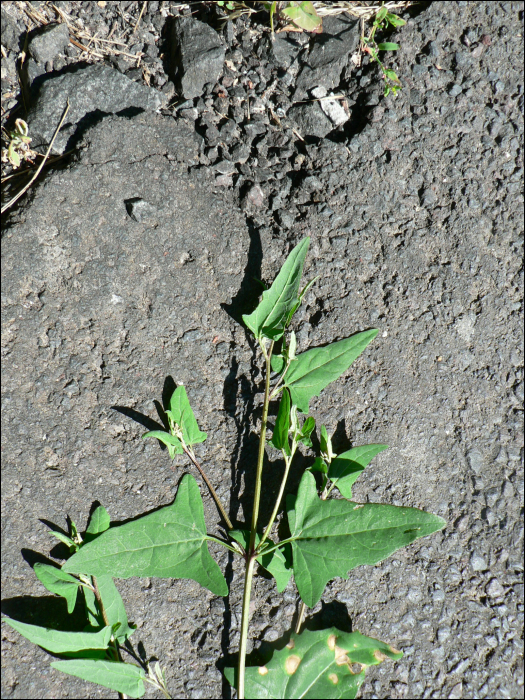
[224, 626, 402, 698]
[168, 385, 207, 446]
[50, 530, 77, 550]
[2, 618, 112, 654]
[51, 659, 145, 698]
[83, 585, 101, 627]
[86, 505, 111, 536]
[142, 430, 183, 455]
[308, 457, 327, 475]
[230, 531, 292, 593]
[283, 330, 378, 413]
[328, 445, 389, 499]
[243, 238, 310, 341]
[319, 425, 335, 461]
[95, 576, 136, 642]
[287, 472, 446, 607]
[270, 389, 291, 455]
[271, 354, 286, 374]
[375, 6, 388, 22]
[385, 13, 406, 27]
[63, 474, 228, 597]
[377, 42, 400, 51]
[282, 2, 322, 32]
[33, 563, 80, 614]
[297, 416, 315, 447]
[259, 543, 293, 593]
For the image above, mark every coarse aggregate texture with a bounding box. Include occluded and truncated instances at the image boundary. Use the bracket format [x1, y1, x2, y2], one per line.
[1, 2, 524, 700]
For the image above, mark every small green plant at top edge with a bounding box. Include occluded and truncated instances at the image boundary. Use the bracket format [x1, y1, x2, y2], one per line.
[362, 4, 406, 96]
[3, 237, 445, 698]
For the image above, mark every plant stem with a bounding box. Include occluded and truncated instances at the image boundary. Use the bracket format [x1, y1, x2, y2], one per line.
[183, 445, 233, 530]
[257, 446, 295, 551]
[206, 535, 241, 555]
[248, 341, 274, 553]
[237, 339, 274, 698]
[295, 601, 307, 634]
[237, 556, 255, 700]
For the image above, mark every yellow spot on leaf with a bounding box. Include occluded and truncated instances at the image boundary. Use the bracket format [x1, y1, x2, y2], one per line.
[328, 673, 339, 684]
[335, 645, 350, 666]
[286, 639, 295, 650]
[285, 655, 301, 675]
[374, 650, 387, 662]
[327, 634, 337, 651]
[258, 666, 268, 676]
[389, 645, 401, 655]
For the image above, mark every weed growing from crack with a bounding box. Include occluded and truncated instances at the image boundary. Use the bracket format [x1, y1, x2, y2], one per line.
[3, 238, 445, 698]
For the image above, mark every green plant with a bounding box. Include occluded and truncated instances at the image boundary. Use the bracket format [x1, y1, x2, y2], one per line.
[1, 118, 38, 168]
[362, 4, 406, 96]
[3, 237, 445, 698]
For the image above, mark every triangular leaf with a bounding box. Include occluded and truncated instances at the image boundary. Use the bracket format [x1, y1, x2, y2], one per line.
[270, 389, 291, 455]
[33, 563, 80, 614]
[3, 618, 112, 654]
[243, 238, 310, 341]
[142, 430, 183, 454]
[287, 472, 446, 607]
[51, 659, 145, 698]
[284, 330, 378, 413]
[95, 575, 136, 642]
[86, 505, 111, 536]
[328, 445, 389, 499]
[224, 627, 402, 698]
[168, 386, 207, 446]
[63, 474, 228, 597]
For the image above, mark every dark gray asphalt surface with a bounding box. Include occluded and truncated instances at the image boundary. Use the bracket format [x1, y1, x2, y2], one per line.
[1, 2, 523, 698]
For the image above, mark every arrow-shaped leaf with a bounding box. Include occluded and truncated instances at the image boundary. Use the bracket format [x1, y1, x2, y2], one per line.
[224, 626, 402, 698]
[283, 330, 378, 413]
[63, 474, 228, 597]
[51, 659, 145, 698]
[3, 618, 112, 654]
[328, 444, 388, 499]
[287, 472, 446, 607]
[243, 238, 309, 341]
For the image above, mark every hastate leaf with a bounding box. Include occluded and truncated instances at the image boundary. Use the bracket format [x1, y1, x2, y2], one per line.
[287, 472, 446, 607]
[3, 618, 112, 654]
[224, 627, 402, 699]
[33, 563, 80, 614]
[328, 444, 388, 499]
[51, 659, 145, 698]
[283, 330, 379, 413]
[63, 474, 228, 597]
[168, 385, 207, 446]
[243, 238, 309, 341]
